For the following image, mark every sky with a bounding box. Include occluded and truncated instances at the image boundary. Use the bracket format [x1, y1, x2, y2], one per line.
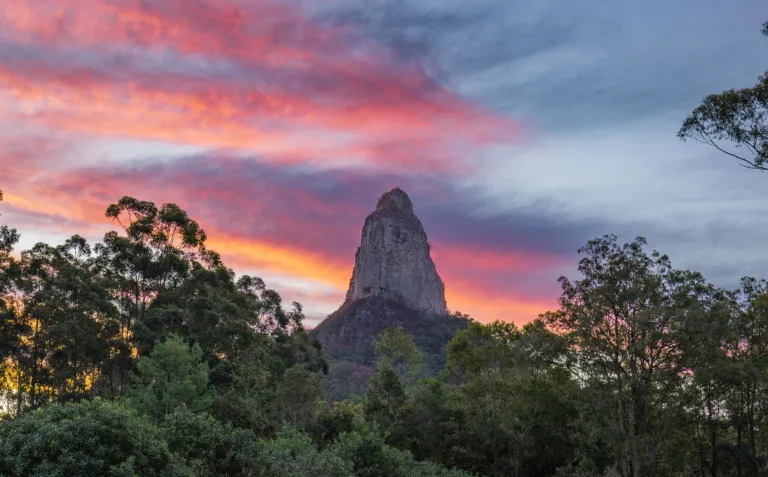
[2, 0, 768, 326]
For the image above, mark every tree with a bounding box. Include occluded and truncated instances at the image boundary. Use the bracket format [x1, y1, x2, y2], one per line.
[330, 425, 474, 477]
[140, 264, 261, 365]
[161, 406, 260, 477]
[125, 335, 212, 422]
[0, 189, 24, 405]
[308, 400, 365, 447]
[543, 235, 724, 477]
[0, 189, 19, 260]
[373, 326, 423, 387]
[93, 197, 212, 395]
[442, 321, 576, 477]
[257, 429, 353, 477]
[0, 398, 189, 476]
[1, 236, 119, 415]
[364, 367, 407, 432]
[276, 364, 323, 431]
[678, 21, 768, 170]
[95, 196, 213, 361]
[394, 378, 465, 465]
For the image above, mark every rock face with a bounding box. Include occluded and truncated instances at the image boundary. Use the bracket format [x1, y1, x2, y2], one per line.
[312, 189, 466, 401]
[343, 188, 447, 315]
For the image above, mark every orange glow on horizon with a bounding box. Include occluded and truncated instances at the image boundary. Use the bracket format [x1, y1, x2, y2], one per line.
[0, 0, 543, 325]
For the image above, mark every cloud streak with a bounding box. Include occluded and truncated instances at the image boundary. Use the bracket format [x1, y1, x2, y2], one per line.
[0, 0, 519, 175]
[6, 0, 766, 326]
[4, 142, 572, 323]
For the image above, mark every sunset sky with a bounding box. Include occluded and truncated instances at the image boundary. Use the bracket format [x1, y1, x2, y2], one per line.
[2, 0, 768, 326]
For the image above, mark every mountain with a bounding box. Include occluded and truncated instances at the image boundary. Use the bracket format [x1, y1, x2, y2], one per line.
[312, 188, 469, 400]
[343, 187, 447, 314]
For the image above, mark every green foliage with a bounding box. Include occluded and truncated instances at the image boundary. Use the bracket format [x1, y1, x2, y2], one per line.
[257, 428, 354, 477]
[308, 400, 365, 447]
[374, 326, 423, 386]
[125, 335, 212, 422]
[313, 297, 470, 400]
[0, 398, 188, 476]
[2, 236, 119, 414]
[0, 189, 19, 258]
[679, 21, 768, 170]
[364, 368, 407, 434]
[330, 425, 473, 477]
[544, 235, 724, 476]
[0, 190, 23, 405]
[160, 407, 260, 476]
[210, 339, 277, 435]
[441, 320, 576, 477]
[11, 193, 768, 477]
[276, 364, 323, 430]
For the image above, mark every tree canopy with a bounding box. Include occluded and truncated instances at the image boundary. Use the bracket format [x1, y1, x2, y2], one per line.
[679, 21, 768, 170]
[2, 194, 768, 477]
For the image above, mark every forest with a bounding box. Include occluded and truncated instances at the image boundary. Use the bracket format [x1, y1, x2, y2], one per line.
[1, 190, 768, 477]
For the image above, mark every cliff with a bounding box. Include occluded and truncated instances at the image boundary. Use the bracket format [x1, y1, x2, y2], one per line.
[312, 188, 467, 400]
[343, 188, 447, 315]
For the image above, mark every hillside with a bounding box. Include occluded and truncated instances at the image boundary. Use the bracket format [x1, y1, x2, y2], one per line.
[312, 296, 469, 400]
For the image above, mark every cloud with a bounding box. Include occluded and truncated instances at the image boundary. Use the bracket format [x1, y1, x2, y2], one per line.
[5, 0, 768, 326]
[0, 0, 520, 174]
[5, 145, 586, 322]
[320, 0, 768, 131]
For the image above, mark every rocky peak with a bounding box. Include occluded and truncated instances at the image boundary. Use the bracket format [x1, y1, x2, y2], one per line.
[376, 188, 414, 214]
[343, 188, 447, 315]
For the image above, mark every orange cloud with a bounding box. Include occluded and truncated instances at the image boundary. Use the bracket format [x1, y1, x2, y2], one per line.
[207, 231, 351, 290]
[446, 282, 555, 325]
[0, 0, 549, 324]
[4, 173, 559, 324]
[208, 229, 556, 324]
[0, 0, 519, 173]
[432, 243, 558, 274]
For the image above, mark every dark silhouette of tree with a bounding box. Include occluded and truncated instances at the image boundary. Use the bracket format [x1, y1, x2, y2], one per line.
[679, 21, 768, 170]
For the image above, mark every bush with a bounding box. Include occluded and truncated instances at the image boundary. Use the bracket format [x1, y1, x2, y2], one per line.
[0, 398, 189, 477]
[331, 425, 474, 477]
[257, 428, 353, 477]
[161, 406, 259, 476]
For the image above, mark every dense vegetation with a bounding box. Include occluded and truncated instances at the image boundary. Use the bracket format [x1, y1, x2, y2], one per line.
[312, 296, 470, 401]
[3, 192, 768, 477]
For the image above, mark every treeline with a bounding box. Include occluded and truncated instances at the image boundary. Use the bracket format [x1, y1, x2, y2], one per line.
[366, 238, 768, 477]
[0, 195, 470, 476]
[3, 193, 768, 477]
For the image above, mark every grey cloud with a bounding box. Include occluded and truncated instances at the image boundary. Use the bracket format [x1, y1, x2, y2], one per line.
[317, 0, 768, 131]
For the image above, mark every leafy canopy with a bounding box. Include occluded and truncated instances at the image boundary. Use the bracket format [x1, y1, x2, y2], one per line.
[679, 21, 768, 170]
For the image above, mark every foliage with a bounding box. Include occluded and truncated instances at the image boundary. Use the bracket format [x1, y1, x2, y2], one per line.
[0, 190, 23, 407]
[7, 193, 768, 477]
[2, 236, 119, 414]
[160, 406, 260, 476]
[257, 428, 353, 477]
[543, 235, 724, 477]
[331, 425, 473, 477]
[308, 400, 365, 447]
[364, 367, 407, 436]
[0, 398, 189, 476]
[125, 334, 212, 422]
[313, 297, 469, 400]
[373, 326, 423, 386]
[440, 320, 576, 477]
[679, 21, 768, 170]
[275, 364, 323, 430]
